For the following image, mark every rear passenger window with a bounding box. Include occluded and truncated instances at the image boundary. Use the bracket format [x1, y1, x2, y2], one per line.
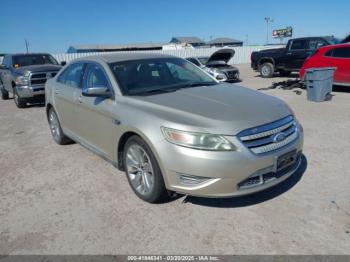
[290, 40, 307, 50]
[57, 63, 84, 87]
[324, 49, 333, 57]
[332, 47, 350, 58]
[308, 39, 327, 50]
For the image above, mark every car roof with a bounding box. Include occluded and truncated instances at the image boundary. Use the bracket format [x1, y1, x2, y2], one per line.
[74, 52, 177, 64]
[290, 36, 334, 41]
[10, 53, 53, 56]
[319, 43, 350, 51]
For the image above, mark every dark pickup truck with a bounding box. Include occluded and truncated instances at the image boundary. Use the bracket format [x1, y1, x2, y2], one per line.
[0, 53, 64, 108]
[251, 36, 339, 77]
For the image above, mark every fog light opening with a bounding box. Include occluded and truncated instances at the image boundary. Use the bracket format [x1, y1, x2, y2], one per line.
[177, 173, 210, 186]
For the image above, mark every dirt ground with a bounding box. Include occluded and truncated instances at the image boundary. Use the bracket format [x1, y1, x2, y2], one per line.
[0, 64, 349, 255]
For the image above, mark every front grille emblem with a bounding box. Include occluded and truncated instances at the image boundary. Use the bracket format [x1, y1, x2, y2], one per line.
[273, 132, 286, 143]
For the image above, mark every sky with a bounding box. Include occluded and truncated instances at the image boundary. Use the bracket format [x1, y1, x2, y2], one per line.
[0, 0, 349, 54]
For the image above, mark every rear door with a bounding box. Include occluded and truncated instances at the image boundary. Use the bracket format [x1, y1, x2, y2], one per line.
[330, 47, 350, 84]
[75, 62, 117, 159]
[286, 39, 309, 70]
[54, 62, 85, 135]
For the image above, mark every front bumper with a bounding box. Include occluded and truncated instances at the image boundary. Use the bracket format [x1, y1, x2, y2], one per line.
[16, 85, 45, 98]
[222, 70, 240, 82]
[157, 127, 303, 197]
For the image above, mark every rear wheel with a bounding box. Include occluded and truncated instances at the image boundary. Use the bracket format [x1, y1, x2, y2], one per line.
[123, 135, 167, 203]
[1, 86, 9, 100]
[260, 62, 274, 78]
[13, 87, 27, 108]
[48, 107, 72, 145]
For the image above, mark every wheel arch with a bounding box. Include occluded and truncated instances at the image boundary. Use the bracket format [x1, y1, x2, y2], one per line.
[116, 129, 167, 184]
[117, 131, 139, 171]
[46, 103, 53, 120]
[258, 57, 275, 67]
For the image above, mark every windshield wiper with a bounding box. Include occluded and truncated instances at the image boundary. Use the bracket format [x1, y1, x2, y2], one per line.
[129, 87, 179, 96]
[179, 81, 218, 89]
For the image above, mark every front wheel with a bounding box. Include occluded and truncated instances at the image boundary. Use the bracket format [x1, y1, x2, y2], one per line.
[123, 135, 167, 203]
[260, 62, 274, 78]
[13, 88, 27, 108]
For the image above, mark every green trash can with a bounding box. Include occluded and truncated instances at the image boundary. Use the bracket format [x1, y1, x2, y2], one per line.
[305, 67, 336, 102]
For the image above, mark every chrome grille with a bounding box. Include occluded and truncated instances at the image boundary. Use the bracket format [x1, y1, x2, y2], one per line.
[238, 116, 298, 154]
[225, 70, 238, 80]
[30, 71, 58, 86]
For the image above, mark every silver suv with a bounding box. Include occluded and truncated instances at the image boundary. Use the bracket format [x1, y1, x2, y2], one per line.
[45, 53, 303, 203]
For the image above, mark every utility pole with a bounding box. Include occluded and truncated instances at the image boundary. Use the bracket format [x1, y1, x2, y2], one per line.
[25, 39, 29, 53]
[264, 17, 274, 44]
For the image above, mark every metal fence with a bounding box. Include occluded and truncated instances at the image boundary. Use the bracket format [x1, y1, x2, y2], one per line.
[52, 46, 282, 65]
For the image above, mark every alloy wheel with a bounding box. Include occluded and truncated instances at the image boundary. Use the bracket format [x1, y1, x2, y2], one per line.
[49, 110, 61, 142]
[126, 144, 155, 196]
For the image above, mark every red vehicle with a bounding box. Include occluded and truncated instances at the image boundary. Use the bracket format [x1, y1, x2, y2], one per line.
[300, 43, 350, 86]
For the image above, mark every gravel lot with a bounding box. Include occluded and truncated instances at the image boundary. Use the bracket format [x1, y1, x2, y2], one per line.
[0, 64, 349, 255]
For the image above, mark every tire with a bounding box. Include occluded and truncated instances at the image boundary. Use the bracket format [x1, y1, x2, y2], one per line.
[47, 107, 72, 145]
[279, 70, 291, 77]
[13, 87, 27, 108]
[1, 87, 9, 100]
[260, 62, 274, 78]
[123, 135, 167, 203]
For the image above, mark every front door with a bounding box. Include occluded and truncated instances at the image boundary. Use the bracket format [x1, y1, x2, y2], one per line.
[286, 39, 309, 70]
[0, 56, 13, 91]
[75, 62, 117, 160]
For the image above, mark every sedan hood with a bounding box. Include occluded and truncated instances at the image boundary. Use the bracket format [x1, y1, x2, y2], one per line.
[131, 83, 292, 135]
[14, 64, 62, 75]
[207, 49, 235, 64]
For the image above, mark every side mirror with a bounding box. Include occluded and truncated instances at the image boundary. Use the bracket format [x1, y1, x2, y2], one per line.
[61, 61, 67, 66]
[82, 86, 110, 97]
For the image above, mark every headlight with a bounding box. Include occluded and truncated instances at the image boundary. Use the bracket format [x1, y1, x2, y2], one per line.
[216, 73, 227, 81]
[209, 68, 219, 74]
[15, 76, 29, 86]
[161, 127, 237, 151]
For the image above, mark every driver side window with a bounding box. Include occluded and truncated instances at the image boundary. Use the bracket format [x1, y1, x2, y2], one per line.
[2, 55, 11, 68]
[84, 63, 110, 89]
[57, 63, 84, 88]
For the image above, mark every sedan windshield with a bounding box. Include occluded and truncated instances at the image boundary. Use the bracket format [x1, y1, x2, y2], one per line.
[12, 54, 59, 68]
[109, 57, 217, 95]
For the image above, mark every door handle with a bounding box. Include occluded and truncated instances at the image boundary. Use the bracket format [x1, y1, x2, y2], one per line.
[286, 52, 292, 55]
[78, 96, 83, 103]
[55, 89, 60, 94]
